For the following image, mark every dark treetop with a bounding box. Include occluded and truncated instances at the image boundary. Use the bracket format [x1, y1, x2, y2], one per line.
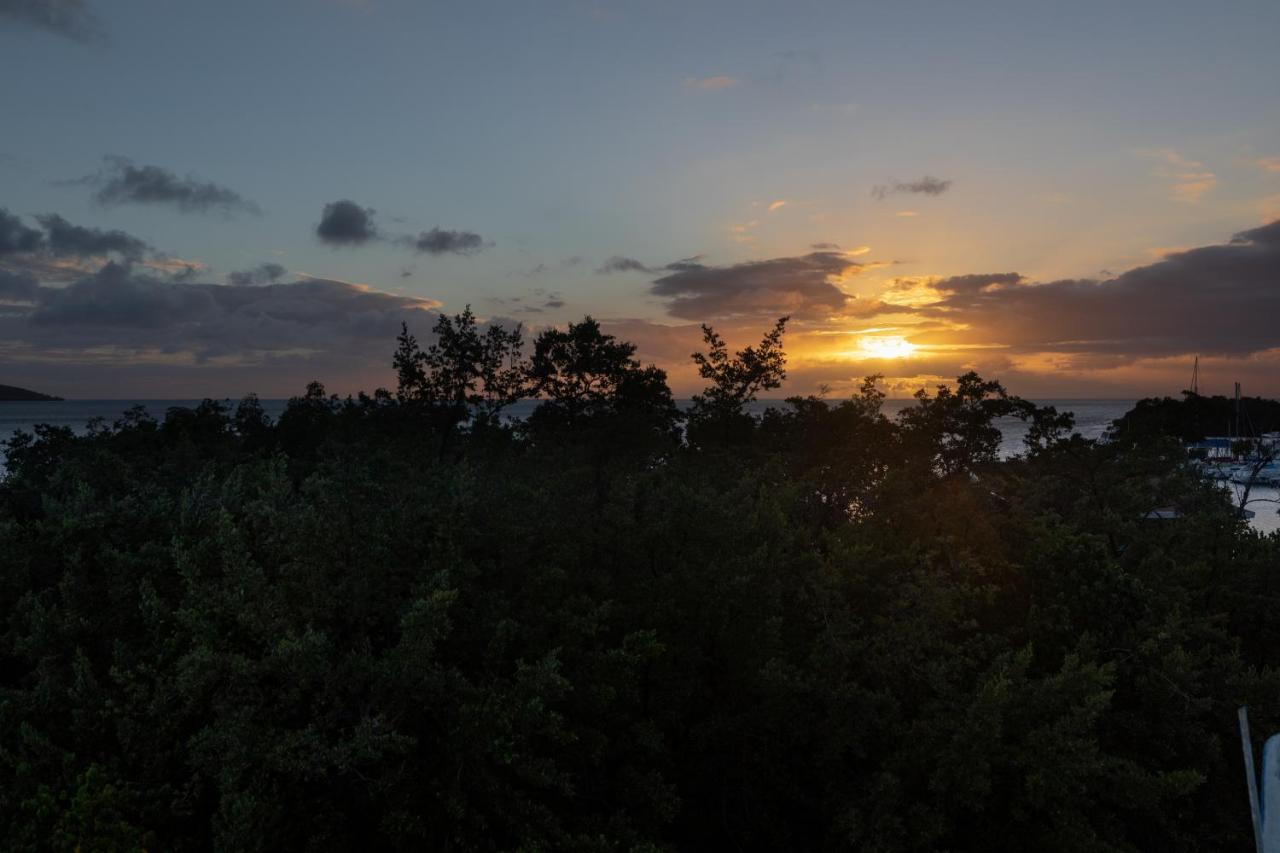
[1, 310, 1277, 852]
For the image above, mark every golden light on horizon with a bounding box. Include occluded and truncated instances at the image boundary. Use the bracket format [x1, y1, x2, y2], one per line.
[849, 335, 917, 360]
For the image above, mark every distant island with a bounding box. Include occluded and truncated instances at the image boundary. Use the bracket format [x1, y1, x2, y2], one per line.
[0, 384, 62, 402]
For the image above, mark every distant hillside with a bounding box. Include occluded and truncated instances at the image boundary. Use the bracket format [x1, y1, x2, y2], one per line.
[0, 384, 62, 402]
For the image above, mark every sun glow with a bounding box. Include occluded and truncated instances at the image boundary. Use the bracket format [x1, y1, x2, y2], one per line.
[849, 335, 917, 360]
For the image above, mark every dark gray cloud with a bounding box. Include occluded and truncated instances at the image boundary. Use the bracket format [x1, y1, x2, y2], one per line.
[3, 262, 440, 355]
[0, 268, 40, 301]
[409, 227, 486, 255]
[1, 207, 153, 271]
[650, 250, 860, 320]
[597, 254, 708, 275]
[0, 208, 44, 255]
[227, 262, 287, 287]
[35, 213, 148, 260]
[489, 287, 566, 315]
[596, 255, 654, 274]
[910, 220, 1280, 357]
[316, 199, 378, 246]
[166, 263, 202, 283]
[0, 0, 104, 43]
[661, 256, 708, 273]
[84, 157, 259, 216]
[871, 176, 952, 200]
[0, 263, 464, 395]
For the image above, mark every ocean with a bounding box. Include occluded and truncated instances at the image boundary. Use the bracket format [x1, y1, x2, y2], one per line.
[1, 398, 1275, 533]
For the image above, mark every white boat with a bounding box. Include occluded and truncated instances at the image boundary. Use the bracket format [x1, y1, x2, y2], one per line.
[1231, 462, 1280, 486]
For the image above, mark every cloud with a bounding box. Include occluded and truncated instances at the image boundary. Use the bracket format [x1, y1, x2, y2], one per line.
[810, 242, 840, 250]
[517, 256, 582, 278]
[871, 176, 952, 200]
[35, 213, 148, 260]
[143, 256, 206, 282]
[684, 75, 737, 91]
[662, 256, 707, 273]
[768, 200, 788, 212]
[596, 255, 654, 274]
[1, 262, 440, 361]
[1258, 157, 1280, 174]
[408, 227, 486, 255]
[727, 220, 759, 244]
[907, 220, 1280, 358]
[0, 208, 45, 255]
[650, 250, 861, 320]
[1, 208, 152, 265]
[82, 157, 260, 216]
[498, 287, 567, 314]
[596, 255, 712, 276]
[227, 262, 287, 287]
[316, 199, 378, 246]
[0, 0, 104, 43]
[0, 268, 40, 302]
[1141, 149, 1217, 202]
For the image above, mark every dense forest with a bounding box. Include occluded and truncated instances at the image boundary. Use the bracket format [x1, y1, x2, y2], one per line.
[2, 311, 1279, 851]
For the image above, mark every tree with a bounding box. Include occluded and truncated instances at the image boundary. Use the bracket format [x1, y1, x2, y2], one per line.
[526, 317, 679, 435]
[690, 316, 788, 414]
[393, 307, 527, 427]
[898, 371, 1027, 476]
[687, 317, 788, 448]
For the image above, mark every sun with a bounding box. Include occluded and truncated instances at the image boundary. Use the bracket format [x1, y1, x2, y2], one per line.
[854, 335, 917, 360]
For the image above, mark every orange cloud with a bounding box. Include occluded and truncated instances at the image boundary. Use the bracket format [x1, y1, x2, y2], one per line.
[143, 257, 207, 275]
[1141, 148, 1217, 202]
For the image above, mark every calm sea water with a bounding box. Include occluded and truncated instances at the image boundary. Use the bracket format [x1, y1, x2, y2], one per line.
[2, 398, 1275, 533]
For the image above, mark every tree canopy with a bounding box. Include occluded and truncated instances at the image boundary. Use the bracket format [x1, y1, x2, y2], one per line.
[1, 311, 1277, 851]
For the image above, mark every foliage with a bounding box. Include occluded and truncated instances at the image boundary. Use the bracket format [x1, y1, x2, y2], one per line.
[1112, 391, 1280, 443]
[1, 314, 1277, 851]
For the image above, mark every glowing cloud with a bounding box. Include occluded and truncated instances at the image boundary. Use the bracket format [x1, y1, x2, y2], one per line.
[1141, 149, 1217, 202]
[850, 335, 916, 360]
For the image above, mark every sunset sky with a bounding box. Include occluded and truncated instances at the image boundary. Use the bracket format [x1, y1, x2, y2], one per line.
[2, 0, 1279, 399]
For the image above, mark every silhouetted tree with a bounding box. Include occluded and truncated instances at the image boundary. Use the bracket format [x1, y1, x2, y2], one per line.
[687, 316, 788, 448]
[526, 316, 679, 438]
[898, 371, 1027, 476]
[394, 307, 526, 428]
[0, 316, 1273, 852]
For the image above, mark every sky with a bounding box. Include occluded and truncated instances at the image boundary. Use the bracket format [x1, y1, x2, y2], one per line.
[1, 0, 1279, 400]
